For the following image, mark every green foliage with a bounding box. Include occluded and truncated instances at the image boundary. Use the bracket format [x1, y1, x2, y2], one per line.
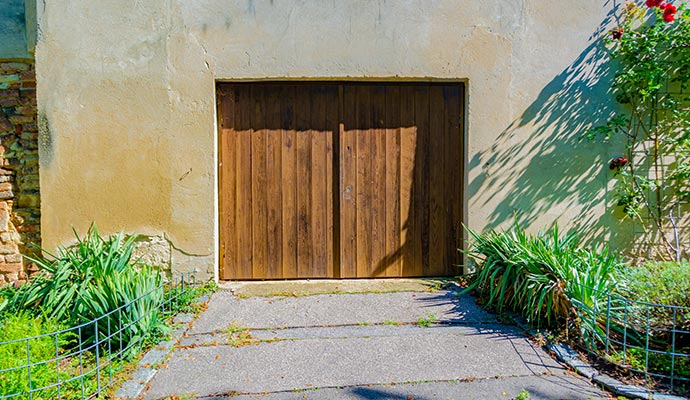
[1, 224, 165, 353]
[462, 222, 622, 342]
[0, 312, 70, 399]
[417, 313, 438, 328]
[607, 347, 690, 380]
[587, 1, 690, 260]
[515, 389, 530, 400]
[617, 261, 690, 328]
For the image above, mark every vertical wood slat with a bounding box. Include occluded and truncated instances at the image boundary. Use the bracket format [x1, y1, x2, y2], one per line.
[251, 85, 268, 279]
[220, 82, 463, 279]
[340, 85, 358, 278]
[265, 85, 283, 279]
[311, 86, 327, 278]
[295, 86, 313, 278]
[370, 85, 387, 277]
[281, 85, 298, 278]
[449, 85, 463, 270]
[355, 86, 372, 278]
[399, 85, 418, 277]
[428, 86, 446, 276]
[414, 86, 430, 276]
[219, 89, 237, 279]
[384, 85, 402, 277]
[235, 86, 253, 279]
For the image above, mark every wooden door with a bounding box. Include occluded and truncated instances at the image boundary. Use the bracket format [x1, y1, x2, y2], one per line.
[218, 84, 338, 279]
[218, 82, 463, 279]
[339, 84, 463, 277]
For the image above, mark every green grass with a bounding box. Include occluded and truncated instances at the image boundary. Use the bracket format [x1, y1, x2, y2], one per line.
[417, 313, 438, 327]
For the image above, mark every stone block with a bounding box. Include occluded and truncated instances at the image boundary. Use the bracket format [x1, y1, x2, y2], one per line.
[21, 123, 38, 133]
[0, 89, 19, 100]
[0, 116, 12, 133]
[0, 205, 8, 231]
[0, 262, 21, 273]
[0, 62, 30, 71]
[19, 88, 35, 99]
[16, 193, 39, 208]
[4, 254, 22, 263]
[0, 97, 20, 107]
[0, 189, 13, 200]
[0, 74, 20, 85]
[20, 70, 35, 81]
[8, 115, 33, 125]
[0, 242, 18, 254]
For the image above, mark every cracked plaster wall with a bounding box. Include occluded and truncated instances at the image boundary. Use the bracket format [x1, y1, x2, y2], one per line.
[36, 1, 625, 280]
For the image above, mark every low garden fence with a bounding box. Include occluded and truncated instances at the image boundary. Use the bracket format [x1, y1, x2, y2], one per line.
[0, 273, 196, 400]
[575, 283, 690, 393]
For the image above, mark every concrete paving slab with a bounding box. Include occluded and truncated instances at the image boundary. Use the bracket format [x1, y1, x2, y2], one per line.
[190, 290, 494, 334]
[203, 375, 606, 400]
[142, 288, 607, 400]
[146, 326, 573, 399]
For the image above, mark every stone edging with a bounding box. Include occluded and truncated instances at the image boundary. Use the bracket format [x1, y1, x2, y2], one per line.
[114, 293, 211, 400]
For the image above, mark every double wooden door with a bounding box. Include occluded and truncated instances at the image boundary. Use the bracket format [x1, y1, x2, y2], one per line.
[218, 82, 463, 279]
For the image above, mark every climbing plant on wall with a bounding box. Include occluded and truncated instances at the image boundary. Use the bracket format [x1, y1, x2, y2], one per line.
[588, 1, 690, 260]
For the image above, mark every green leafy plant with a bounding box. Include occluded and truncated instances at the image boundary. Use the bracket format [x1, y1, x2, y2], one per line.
[616, 260, 690, 329]
[2, 224, 165, 353]
[586, 1, 690, 260]
[462, 221, 622, 343]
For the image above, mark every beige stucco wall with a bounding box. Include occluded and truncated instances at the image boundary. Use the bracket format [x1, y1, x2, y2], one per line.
[35, 0, 627, 279]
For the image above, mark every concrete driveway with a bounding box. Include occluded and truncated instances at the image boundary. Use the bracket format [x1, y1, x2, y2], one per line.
[143, 282, 607, 399]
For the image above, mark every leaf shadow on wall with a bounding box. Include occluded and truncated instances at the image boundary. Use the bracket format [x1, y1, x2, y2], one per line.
[467, 9, 632, 251]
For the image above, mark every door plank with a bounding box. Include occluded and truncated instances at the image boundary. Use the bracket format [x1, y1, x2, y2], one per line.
[429, 86, 447, 276]
[311, 86, 328, 277]
[340, 85, 358, 278]
[296, 86, 313, 278]
[251, 85, 268, 279]
[413, 86, 430, 276]
[219, 88, 237, 279]
[447, 85, 463, 274]
[399, 85, 418, 277]
[265, 85, 283, 279]
[355, 85, 373, 278]
[235, 85, 254, 279]
[384, 85, 402, 277]
[370, 85, 387, 277]
[281, 85, 298, 279]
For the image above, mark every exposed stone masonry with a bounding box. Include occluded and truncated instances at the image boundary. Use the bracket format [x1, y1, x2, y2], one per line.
[0, 60, 39, 285]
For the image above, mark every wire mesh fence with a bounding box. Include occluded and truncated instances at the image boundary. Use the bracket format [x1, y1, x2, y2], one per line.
[575, 283, 690, 393]
[0, 273, 196, 400]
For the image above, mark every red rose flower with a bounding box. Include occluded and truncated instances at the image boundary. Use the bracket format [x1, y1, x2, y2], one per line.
[664, 13, 676, 22]
[611, 27, 624, 40]
[646, 0, 663, 7]
[609, 157, 629, 170]
[663, 4, 677, 22]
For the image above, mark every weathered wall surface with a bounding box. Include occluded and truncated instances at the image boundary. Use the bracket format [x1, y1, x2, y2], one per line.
[36, 0, 629, 279]
[0, 61, 39, 285]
